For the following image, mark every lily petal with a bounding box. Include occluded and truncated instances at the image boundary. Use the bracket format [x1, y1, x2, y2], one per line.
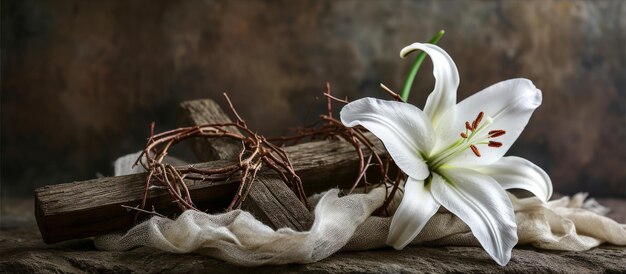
[431, 168, 518, 266]
[341, 97, 434, 179]
[435, 78, 542, 166]
[475, 156, 553, 202]
[387, 177, 440, 250]
[400, 43, 460, 126]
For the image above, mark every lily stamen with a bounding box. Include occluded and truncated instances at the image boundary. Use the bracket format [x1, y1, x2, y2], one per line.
[472, 111, 484, 130]
[429, 113, 498, 167]
[488, 141, 503, 147]
[489, 130, 506, 138]
[470, 145, 481, 157]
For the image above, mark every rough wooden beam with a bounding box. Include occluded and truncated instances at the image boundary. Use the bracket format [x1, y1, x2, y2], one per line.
[179, 99, 241, 160]
[35, 131, 385, 244]
[179, 99, 314, 231]
[243, 174, 314, 231]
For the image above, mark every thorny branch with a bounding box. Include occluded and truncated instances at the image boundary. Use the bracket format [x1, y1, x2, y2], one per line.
[133, 93, 308, 217]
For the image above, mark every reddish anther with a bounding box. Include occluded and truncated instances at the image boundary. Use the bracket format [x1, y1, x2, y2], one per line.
[488, 141, 503, 148]
[470, 145, 481, 157]
[472, 111, 484, 130]
[460, 132, 468, 138]
[465, 121, 474, 131]
[488, 130, 506, 138]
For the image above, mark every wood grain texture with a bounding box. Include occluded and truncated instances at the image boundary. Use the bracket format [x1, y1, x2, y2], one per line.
[242, 174, 314, 231]
[179, 99, 313, 231]
[35, 129, 384, 243]
[179, 99, 242, 160]
[8, 197, 626, 273]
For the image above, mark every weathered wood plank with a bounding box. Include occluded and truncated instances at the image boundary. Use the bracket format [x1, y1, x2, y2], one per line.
[179, 99, 314, 231]
[243, 174, 314, 231]
[35, 131, 385, 243]
[179, 99, 242, 160]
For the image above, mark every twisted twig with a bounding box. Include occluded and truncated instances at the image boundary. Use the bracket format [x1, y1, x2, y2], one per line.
[132, 94, 308, 217]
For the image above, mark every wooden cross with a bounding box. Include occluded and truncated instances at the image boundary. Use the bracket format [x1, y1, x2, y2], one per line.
[35, 98, 386, 244]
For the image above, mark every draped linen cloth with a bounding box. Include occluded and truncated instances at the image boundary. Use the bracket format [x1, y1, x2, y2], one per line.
[95, 153, 626, 266]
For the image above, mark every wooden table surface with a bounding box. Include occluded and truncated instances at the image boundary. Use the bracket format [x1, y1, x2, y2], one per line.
[1, 197, 625, 273]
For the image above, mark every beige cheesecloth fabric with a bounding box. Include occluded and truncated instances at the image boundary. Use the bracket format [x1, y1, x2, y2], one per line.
[95, 153, 626, 266]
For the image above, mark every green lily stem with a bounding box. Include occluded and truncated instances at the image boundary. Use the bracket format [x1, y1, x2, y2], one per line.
[400, 30, 446, 102]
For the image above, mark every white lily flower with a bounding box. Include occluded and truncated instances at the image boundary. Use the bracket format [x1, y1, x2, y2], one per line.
[340, 43, 553, 266]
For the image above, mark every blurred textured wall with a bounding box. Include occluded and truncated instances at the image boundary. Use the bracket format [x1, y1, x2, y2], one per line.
[2, 0, 624, 198]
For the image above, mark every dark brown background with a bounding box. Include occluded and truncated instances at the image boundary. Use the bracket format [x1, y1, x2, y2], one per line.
[1, 0, 624, 199]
